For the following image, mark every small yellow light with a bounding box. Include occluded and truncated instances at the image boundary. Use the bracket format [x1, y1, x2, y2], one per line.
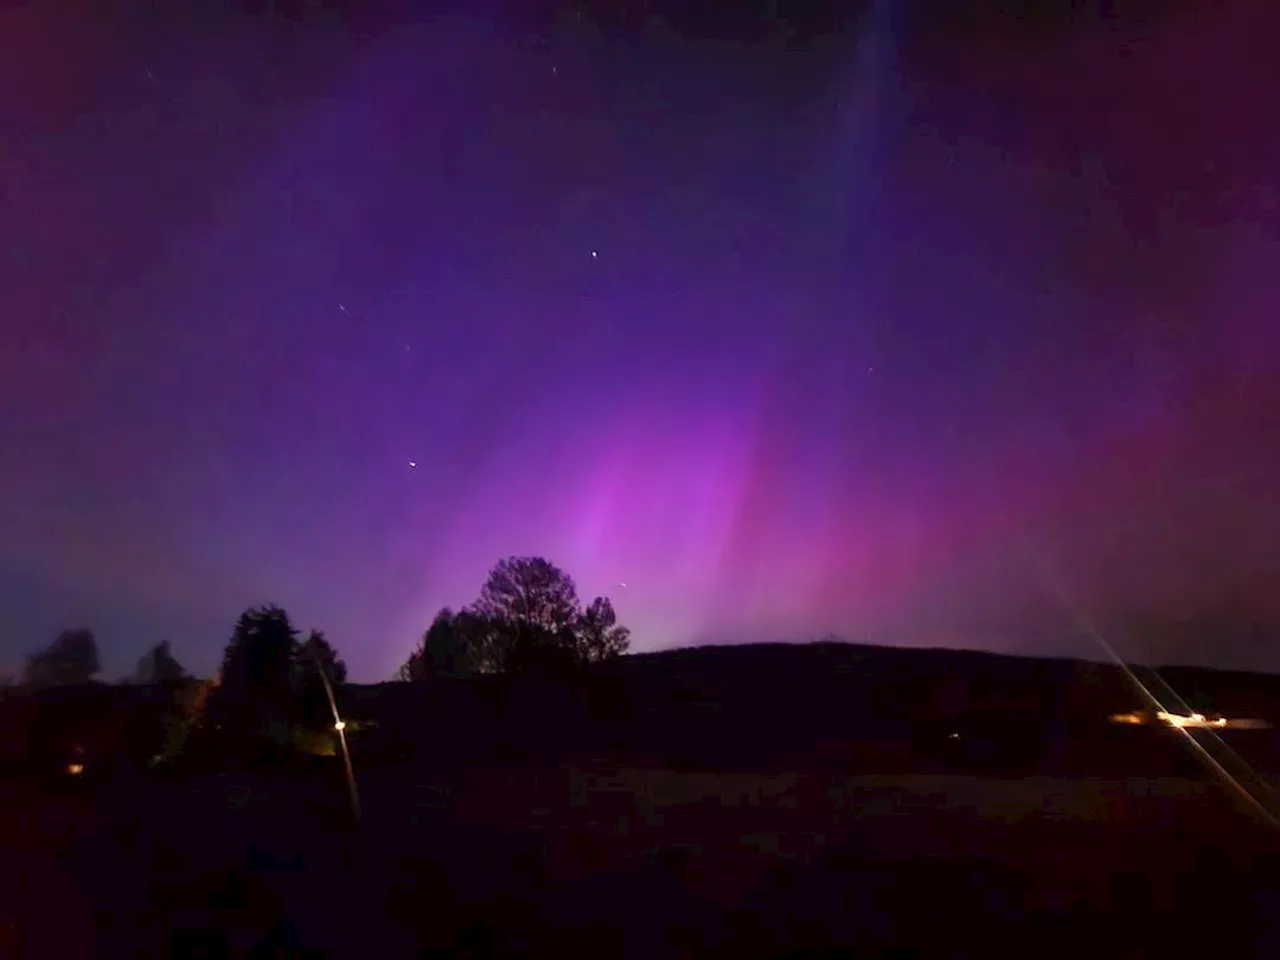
[1109, 712, 1145, 725]
[333, 720, 346, 731]
[66, 763, 84, 776]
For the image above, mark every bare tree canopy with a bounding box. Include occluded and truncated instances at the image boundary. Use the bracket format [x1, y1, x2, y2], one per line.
[473, 557, 582, 636]
[398, 557, 630, 680]
[578, 597, 632, 663]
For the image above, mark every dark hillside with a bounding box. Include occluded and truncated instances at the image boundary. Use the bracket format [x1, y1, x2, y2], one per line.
[347, 642, 1280, 780]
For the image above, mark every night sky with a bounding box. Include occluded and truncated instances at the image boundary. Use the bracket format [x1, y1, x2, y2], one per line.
[3, 1, 1279, 681]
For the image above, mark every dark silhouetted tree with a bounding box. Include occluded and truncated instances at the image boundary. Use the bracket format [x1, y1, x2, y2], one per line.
[136, 640, 186, 684]
[294, 630, 346, 726]
[455, 608, 509, 675]
[507, 621, 583, 677]
[398, 608, 478, 681]
[396, 648, 422, 682]
[212, 605, 298, 744]
[220, 606, 297, 696]
[475, 556, 582, 635]
[397, 611, 435, 682]
[473, 556, 583, 673]
[399, 557, 632, 680]
[24, 628, 101, 687]
[577, 596, 631, 663]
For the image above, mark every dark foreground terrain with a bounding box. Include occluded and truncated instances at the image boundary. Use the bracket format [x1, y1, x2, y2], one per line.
[6, 642, 1280, 956]
[5, 756, 1280, 956]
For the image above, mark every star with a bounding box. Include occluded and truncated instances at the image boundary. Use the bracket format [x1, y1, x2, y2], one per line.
[408, 461, 417, 468]
[590, 250, 598, 259]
